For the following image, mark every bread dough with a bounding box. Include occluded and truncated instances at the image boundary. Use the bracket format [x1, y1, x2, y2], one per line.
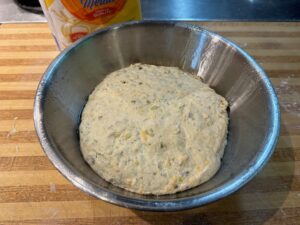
[79, 63, 228, 195]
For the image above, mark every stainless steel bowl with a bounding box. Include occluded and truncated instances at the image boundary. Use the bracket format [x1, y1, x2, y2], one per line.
[34, 21, 280, 211]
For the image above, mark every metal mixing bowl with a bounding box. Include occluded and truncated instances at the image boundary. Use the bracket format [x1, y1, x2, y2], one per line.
[34, 21, 280, 211]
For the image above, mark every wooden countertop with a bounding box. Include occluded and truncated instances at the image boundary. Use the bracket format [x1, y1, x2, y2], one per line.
[0, 22, 299, 225]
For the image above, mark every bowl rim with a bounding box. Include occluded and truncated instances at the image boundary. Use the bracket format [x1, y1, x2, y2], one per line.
[33, 20, 280, 211]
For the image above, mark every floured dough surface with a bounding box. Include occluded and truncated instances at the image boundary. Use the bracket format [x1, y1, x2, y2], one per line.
[79, 63, 228, 195]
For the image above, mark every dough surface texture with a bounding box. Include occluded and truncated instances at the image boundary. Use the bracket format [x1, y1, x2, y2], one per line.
[80, 63, 228, 195]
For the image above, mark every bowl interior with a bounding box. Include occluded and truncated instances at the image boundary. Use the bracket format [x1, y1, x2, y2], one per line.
[36, 22, 279, 209]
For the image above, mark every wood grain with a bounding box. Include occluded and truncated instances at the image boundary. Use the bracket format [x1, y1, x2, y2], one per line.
[0, 143, 44, 157]
[0, 22, 299, 225]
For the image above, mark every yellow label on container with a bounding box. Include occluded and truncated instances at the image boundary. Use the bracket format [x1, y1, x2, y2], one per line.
[39, 0, 141, 49]
[61, 0, 127, 25]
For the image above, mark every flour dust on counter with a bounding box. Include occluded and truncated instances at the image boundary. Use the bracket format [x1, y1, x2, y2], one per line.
[79, 63, 229, 195]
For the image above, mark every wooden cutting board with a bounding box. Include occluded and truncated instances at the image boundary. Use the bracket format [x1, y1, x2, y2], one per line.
[0, 22, 299, 225]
